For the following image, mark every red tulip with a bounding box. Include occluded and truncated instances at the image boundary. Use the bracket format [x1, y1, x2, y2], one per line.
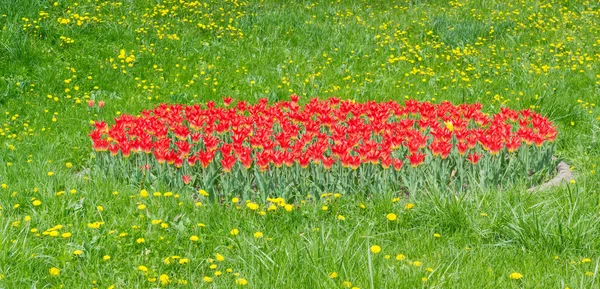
[408, 153, 426, 167]
[467, 152, 482, 165]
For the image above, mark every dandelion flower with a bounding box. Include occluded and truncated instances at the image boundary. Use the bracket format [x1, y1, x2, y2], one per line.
[386, 213, 397, 221]
[235, 278, 248, 285]
[230, 228, 239, 236]
[159, 274, 170, 285]
[32, 200, 42, 206]
[73, 250, 83, 255]
[370, 245, 381, 254]
[49, 267, 60, 276]
[284, 204, 293, 212]
[190, 235, 199, 242]
[202, 276, 213, 283]
[329, 272, 338, 278]
[509, 272, 523, 280]
[103, 255, 111, 261]
[216, 253, 225, 261]
[254, 231, 263, 238]
[404, 203, 415, 210]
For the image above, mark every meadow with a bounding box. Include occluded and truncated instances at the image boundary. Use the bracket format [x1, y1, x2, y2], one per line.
[1, 0, 600, 288]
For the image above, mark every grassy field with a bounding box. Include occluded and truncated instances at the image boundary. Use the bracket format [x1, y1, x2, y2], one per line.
[1, 0, 600, 288]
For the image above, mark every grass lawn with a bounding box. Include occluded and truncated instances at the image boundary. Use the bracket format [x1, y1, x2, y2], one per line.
[1, 0, 600, 288]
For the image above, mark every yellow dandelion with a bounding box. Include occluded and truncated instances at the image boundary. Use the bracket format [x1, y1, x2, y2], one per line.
[386, 213, 397, 221]
[73, 250, 83, 255]
[329, 272, 338, 278]
[230, 228, 239, 235]
[190, 235, 199, 242]
[404, 203, 415, 210]
[49, 267, 60, 276]
[246, 202, 259, 210]
[254, 231, 263, 238]
[159, 274, 170, 285]
[235, 278, 248, 285]
[32, 200, 42, 206]
[509, 272, 523, 280]
[370, 245, 381, 254]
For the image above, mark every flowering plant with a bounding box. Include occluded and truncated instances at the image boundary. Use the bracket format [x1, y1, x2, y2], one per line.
[90, 96, 557, 200]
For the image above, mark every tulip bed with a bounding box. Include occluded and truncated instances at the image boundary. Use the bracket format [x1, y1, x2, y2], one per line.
[89, 96, 557, 200]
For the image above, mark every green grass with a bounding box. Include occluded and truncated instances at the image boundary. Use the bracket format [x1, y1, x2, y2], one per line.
[1, 0, 600, 288]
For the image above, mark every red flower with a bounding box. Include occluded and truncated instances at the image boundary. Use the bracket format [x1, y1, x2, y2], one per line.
[223, 96, 233, 106]
[221, 154, 236, 173]
[182, 175, 191, 185]
[408, 153, 426, 167]
[392, 158, 403, 171]
[466, 152, 481, 165]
